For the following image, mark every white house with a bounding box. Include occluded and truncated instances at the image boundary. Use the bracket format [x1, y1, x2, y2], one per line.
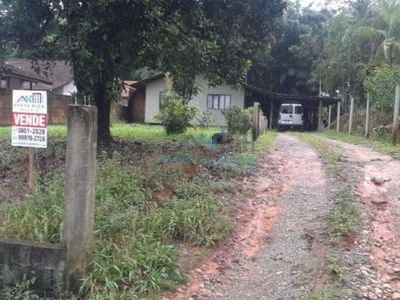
[129, 74, 246, 126]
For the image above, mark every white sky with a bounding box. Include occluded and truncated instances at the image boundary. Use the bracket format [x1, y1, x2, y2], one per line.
[299, 0, 341, 9]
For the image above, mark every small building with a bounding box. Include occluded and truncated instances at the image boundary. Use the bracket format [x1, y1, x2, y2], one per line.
[3, 59, 75, 95]
[243, 83, 340, 130]
[1, 61, 52, 90]
[128, 74, 340, 130]
[128, 74, 246, 126]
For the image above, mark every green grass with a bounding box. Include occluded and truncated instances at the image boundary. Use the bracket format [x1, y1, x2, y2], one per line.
[325, 186, 360, 245]
[322, 130, 400, 158]
[0, 126, 10, 140]
[296, 133, 342, 165]
[305, 286, 342, 300]
[0, 126, 276, 299]
[255, 130, 277, 154]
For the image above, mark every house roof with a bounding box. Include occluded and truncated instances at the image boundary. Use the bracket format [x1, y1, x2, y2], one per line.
[130, 75, 340, 106]
[122, 80, 136, 98]
[130, 74, 164, 88]
[241, 83, 340, 106]
[1, 62, 52, 86]
[4, 59, 73, 89]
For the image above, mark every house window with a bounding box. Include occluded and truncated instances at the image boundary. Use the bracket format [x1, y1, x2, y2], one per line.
[207, 94, 231, 110]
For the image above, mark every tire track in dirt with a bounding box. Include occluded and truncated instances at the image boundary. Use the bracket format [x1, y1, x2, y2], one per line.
[325, 139, 400, 298]
[161, 134, 337, 300]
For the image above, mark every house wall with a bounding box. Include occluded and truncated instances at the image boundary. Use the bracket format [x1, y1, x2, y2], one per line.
[129, 88, 146, 123]
[191, 76, 245, 126]
[0, 91, 72, 126]
[53, 81, 77, 96]
[8, 78, 23, 90]
[0, 92, 12, 126]
[145, 79, 166, 123]
[144, 76, 245, 126]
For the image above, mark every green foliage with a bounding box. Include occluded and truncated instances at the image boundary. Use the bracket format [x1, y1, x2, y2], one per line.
[322, 130, 400, 159]
[325, 186, 359, 244]
[4, 0, 286, 142]
[0, 171, 64, 243]
[155, 96, 198, 135]
[195, 110, 215, 130]
[221, 106, 253, 135]
[305, 286, 342, 300]
[296, 133, 342, 165]
[0, 274, 38, 300]
[0, 120, 278, 299]
[326, 254, 348, 281]
[0, 126, 10, 140]
[364, 65, 400, 112]
[155, 74, 198, 135]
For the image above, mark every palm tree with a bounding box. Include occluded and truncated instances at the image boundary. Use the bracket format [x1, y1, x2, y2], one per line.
[354, 0, 400, 66]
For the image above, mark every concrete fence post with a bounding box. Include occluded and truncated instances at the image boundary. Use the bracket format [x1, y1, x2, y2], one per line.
[252, 102, 260, 142]
[63, 105, 98, 291]
[349, 95, 354, 135]
[365, 93, 371, 139]
[317, 100, 323, 131]
[336, 101, 341, 132]
[392, 84, 400, 145]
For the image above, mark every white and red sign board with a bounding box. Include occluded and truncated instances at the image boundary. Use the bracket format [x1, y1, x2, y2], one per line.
[11, 90, 48, 148]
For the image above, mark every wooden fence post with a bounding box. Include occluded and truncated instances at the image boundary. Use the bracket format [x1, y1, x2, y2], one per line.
[392, 84, 400, 145]
[349, 95, 354, 135]
[365, 93, 371, 139]
[336, 101, 341, 132]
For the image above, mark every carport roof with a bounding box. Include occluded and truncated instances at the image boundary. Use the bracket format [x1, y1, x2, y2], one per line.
[242, 83, 340, 106]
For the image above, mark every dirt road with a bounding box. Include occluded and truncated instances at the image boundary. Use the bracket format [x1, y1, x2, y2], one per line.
[162, 133, 400, 300]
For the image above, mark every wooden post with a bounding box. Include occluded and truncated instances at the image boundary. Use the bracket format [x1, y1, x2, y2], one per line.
[392, 84, 400, 145]
[269, 99, 273, 129]
[348, 95, 354, 135]
[317, 100, 323, 131]
[328, 105, 332, 129]
[336, 101, 341, 132]
[252, 102, 259, 143]
[365, 93, 371, 139]
[28, 148, 34, 189]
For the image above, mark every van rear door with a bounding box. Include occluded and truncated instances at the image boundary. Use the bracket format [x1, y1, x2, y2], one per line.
[292, 104, 303, 125]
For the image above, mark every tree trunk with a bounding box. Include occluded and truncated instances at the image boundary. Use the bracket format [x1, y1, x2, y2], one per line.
[95, 79, 113, 145]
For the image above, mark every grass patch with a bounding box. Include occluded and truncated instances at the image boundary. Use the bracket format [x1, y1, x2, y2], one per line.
[296, 133, 342, 164]
[255, 130, 277, 154]
[0, 126, 10, 140]
[0, 126, 275, 299]
[305, 286, 342, 300]
[325, 186, 359, 245]
[322, 130, 400, 158]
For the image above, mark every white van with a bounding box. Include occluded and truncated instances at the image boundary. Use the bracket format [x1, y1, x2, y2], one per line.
[277, 103, 304, 131]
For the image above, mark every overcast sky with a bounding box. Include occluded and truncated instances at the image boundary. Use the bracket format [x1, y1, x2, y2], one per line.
[299, 0, 325, 8]
[298, 0, 341, 10]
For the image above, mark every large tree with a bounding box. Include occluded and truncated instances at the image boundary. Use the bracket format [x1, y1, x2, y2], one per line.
[3, 0, 286, 143]
[246, 2, 331, 95]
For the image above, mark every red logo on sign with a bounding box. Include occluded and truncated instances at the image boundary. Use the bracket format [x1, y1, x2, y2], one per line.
[12, 113, 47, 128]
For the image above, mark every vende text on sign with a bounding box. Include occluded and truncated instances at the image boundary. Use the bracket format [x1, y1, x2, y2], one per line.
[12, 90, 48, 148]
[12, 113, 47, 127]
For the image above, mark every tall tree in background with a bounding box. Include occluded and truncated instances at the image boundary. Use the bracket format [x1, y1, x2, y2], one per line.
[246, 2, 330, 95]
[3, 0, 286, 143]
[353, 0, 400, 66]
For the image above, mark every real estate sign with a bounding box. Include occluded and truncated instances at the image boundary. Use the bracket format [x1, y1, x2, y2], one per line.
[11, 90, 48, 148]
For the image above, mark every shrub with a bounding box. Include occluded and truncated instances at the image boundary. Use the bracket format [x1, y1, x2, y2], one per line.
[155, 74, 198, 135]
[221, 106, 253, 135]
